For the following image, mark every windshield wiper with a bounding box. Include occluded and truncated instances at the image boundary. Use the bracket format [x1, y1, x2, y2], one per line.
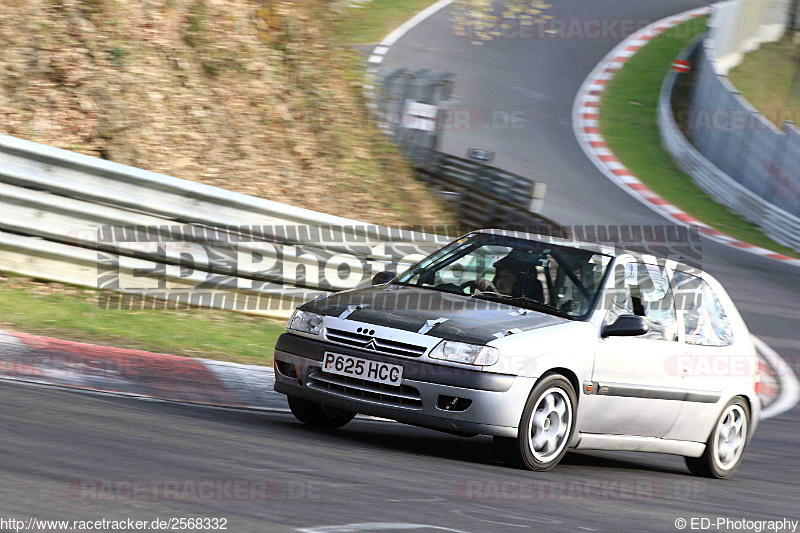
[471, 293, 574, 320]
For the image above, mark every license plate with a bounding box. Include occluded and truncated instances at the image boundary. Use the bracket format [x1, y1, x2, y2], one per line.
[322, 353, 403, 386]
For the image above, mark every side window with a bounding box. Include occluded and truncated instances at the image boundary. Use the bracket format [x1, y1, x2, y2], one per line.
[672, 271, 734, 346]
[548, 253, 609, 316]
[607, 262, 678, 342]
[550, 259, 588, 315]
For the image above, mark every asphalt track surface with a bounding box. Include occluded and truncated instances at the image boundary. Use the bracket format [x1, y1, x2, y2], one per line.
[2, 1, 799, 532]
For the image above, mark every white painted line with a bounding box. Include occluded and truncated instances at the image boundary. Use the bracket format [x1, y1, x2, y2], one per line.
[659, 205, 685, 215]
[640, 192, 663, 201]
[373, 46, 389, 55]
[755, 336, 800, 419]
[380, 0, 455, 47]
[603, 161, 626, 171]
[368, 55, 384, 64]
[297, 524, 470, 533]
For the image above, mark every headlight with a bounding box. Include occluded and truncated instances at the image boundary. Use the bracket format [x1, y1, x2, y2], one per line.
[429, 340, 499, 366]
[287, 310, 324, 335]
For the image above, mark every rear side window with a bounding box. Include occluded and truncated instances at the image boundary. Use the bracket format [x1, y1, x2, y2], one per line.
[672, 271, 734, 346]
[606, 262, 678, 342]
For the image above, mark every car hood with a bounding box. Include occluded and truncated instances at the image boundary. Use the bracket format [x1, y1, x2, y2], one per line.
[299, 285, 570, 345]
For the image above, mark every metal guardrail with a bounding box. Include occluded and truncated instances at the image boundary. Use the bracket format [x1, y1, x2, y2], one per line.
[433, 154, 547, 213]
[689, 43, 800, 218]
[420, 153, 554, 231]
[0, 134, 463, 318]
[0, 133, 561, 318]
[658, 40, 800, 252]
[669, 2, 800, 239]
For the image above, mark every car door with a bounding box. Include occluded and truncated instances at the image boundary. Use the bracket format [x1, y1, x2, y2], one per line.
[579, 258, 687, 438]
[664, 269, 743, 442]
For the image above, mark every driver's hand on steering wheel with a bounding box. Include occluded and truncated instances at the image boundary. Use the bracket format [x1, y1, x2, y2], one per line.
[474, 278, 497, 294]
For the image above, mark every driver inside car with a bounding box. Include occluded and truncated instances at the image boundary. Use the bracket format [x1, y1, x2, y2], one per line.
[473, 250, 544, 301]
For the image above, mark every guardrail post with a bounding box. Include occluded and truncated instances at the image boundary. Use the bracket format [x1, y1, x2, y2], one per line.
[530, 183, 547, 214]
[711, 81, 741, 176]
[732, 108, 756, 185]
[763, 124, 788, 206]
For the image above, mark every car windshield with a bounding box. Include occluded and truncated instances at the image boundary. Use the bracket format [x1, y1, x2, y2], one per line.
[394, 233, 613, 319]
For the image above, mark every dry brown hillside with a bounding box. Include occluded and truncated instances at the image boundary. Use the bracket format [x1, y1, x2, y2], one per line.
[0, 0, 451, 225]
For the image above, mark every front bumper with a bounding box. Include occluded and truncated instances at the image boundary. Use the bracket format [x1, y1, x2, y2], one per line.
[273, 333, 534, 437]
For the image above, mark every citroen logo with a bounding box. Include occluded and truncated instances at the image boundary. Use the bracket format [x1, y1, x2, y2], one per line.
[363, 339, 379, 351]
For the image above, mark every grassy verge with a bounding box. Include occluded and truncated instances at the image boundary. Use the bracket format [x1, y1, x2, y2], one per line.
[338, 0, 443, 44]
[0, 274, 286, 366]
[729, 35, 800, 128]
[599, 17, 800, 259]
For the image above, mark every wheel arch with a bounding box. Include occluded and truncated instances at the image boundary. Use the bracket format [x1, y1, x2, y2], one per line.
[538, 367, 581, 405]
[734, 393, 758, 442]
[699, 394, 754, 445]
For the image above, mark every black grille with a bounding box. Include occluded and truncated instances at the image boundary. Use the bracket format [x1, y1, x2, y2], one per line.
[307, 371, 422, 409]
[325, 328, 427, 358]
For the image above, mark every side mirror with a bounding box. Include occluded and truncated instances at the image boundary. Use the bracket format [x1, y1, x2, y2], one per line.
[372, 271, 396, 286]
[601, 315, 649, 338]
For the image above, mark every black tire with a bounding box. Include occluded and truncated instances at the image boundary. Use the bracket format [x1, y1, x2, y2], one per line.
[287, 396, 356, 430]
[494, 374, 577, 471]
[684, 397, 749, 479]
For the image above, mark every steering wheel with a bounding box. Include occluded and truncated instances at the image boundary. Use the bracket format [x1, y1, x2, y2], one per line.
[461, 279, 497, 295]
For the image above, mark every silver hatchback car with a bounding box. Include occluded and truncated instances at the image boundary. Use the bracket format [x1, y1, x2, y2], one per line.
[273, 230, 760, 478]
